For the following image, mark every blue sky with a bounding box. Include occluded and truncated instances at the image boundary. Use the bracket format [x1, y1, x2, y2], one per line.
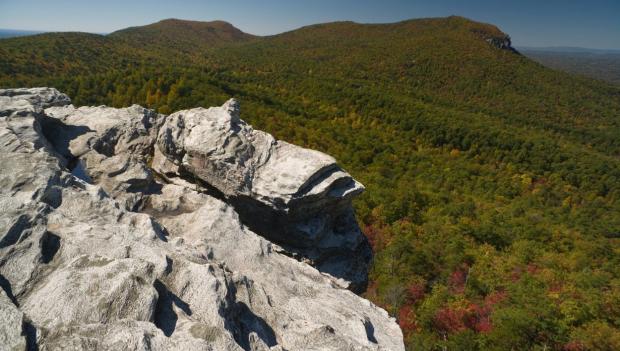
[0, 0, 618, 49]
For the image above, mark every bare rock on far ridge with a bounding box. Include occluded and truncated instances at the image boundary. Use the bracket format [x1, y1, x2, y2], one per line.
[0, 88, 404, 351]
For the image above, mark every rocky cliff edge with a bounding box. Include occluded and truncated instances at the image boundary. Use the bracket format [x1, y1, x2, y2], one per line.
[0, 88, 404, 351]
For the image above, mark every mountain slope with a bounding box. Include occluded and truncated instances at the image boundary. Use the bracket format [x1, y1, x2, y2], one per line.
[0, 32, 121, 77]
[0, 29, 45, 39]
[209, 16, 620, 156]
[0, 19, 255, 80]
[0, 16, 619, 351]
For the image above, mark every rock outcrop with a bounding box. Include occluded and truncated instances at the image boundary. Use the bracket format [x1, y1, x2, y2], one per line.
[0, 88, 403, 351]
[153, 100, 371, 292]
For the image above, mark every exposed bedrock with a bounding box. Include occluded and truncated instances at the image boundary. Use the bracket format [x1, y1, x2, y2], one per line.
[0, 88, 403, 351]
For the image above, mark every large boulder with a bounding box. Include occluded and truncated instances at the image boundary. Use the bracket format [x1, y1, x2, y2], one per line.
[154, 99, 372, 291]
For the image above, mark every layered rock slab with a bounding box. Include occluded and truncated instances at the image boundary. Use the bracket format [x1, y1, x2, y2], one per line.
[0, 87, 71, 117]
[154, 100, 372, 291]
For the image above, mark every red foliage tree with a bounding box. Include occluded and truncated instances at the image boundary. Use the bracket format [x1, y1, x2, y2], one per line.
[434, 306, 469, 334]
[465, 303, 492, 333]
[448, 264, 470, 294]
[484, 290, 507, 306]
[434, 291, 507, 335]
[363, 224, 388, 251]
[562, 341, 585, 351]
[398, 304, 418, 336]
[406, 282, 426, 303]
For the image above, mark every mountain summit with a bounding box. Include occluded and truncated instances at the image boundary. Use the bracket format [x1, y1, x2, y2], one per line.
[109, 18, 255, 49]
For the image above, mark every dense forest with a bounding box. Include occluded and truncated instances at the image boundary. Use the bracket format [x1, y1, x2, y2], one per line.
[1, 16, 619, 351]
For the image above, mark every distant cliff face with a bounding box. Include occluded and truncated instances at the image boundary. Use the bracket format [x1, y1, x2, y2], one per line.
[0, 88, 403, 351]
[450, 15, 516, 53]
[485, 35, 513, 50]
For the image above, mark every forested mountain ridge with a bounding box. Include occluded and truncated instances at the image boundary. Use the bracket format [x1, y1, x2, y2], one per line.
[0, 19, 254, 78]
[1, 16, 619, 351]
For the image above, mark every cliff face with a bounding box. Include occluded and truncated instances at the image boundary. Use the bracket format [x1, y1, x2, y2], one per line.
[0, 88, 403, 351]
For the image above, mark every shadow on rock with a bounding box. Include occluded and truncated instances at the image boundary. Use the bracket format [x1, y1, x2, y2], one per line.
[0, 273, 19, 306]
[228, 302, 277, 351]
[153, 280, 192, 337]
[38, 114, 94, 159]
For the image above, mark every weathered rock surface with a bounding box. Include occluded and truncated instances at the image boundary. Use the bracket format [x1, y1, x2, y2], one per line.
[0, 289, 27, 351]
[41, 104, 164, 210]
[0, 87, 71, 117]
[0, 88, 404, 351]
